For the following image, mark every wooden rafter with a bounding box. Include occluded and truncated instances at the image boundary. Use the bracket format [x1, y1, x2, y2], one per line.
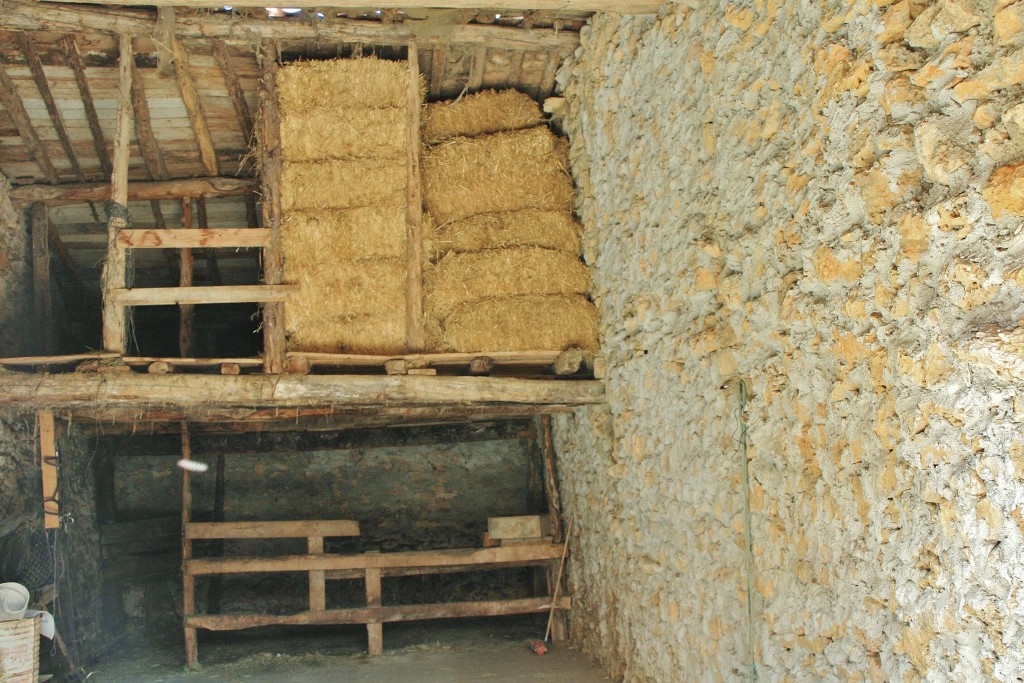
[61, 34, 112, 175]
[172, 38, 219, 177]
[0, 2, 581, 52]
[212, 40, 253, 142]
[0, 61, 61, 184]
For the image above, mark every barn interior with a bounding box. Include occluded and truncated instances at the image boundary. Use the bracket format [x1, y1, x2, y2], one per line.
[2, 0, 1024, 681]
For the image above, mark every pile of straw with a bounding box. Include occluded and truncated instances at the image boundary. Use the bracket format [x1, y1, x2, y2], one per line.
[278, 57, 412, 354]
[422, 89, 543, 144]
[421, 89, 598, 353]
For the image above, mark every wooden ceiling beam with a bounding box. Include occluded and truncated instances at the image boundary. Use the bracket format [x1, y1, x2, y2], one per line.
[0, 61, 61, 184]
[39, 0, 661, 11]
[9, 177, 257, 205]
[0, 2, 580, 52]
[0, 373, 605, 411]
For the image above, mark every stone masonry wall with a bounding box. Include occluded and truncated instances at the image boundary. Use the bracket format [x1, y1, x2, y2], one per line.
[555, 1, 1024, 680]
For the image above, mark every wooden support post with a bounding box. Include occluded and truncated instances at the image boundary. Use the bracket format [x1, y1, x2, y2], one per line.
[405, 43, 425, 352]
[308, 537, 326, 611]
[429, 46, 446, 99]
[467, 46, 487, 92]
[31, 203, 52, 355]
[365, 566, 383, 656]
[540, 415, 562, 543]
[538, 48, 560, 101]
[181, 423, 198, 667]
[258, 43, 285, 374]
[179, 199, 194, 358]
[101, 34, 132, 354]
[38, 410, 59, 529]
[207, 452, 227, 614]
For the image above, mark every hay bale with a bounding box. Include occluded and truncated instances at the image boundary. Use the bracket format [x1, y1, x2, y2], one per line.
[435, 295, 599, 352]
[281, 160, 406, 211]
[286, 258, 406, 318]
[281, 108, 407, 162]
[277, 58, 409, 113]
[288, 311, 407, 355]
[282, 208, 406, 264]
[427, 247, 590, 317]
[428, 210, 581, 259]
[422, 89, 543, 143]
[422, 127, 573, 223]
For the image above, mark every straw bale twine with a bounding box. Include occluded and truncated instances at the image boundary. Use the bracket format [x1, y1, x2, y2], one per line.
[277, 57, 408, 113]
[281, 108, 407, 162]
[427, 247, 590, 317]
[436, 295, 599, 352]
[281, 160, 406, 211]
[282, 208, 406, 264]
[428, 210, 581, 259]
[422, 89, 543, 143]
[288, 311, 407, 355]
[422, 127, 573, 222]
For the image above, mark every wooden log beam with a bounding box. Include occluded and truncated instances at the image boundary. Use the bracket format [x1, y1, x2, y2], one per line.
[112, 284, 297, 306]
[187, 596, 570, 632]
[0, 2, 581, 52]
[0, 61, 61, 184]
[406, 43, 424, 352]
[118, 228, 271, 249]
[188, 544, 565, 576]
[100, 34, 132, 354]
[32, 203, 52, 355]
[258, 43, 285, 374]
[185, 520, 360, 540]
[62, 35, 112, 175]
[212, 39, 253, 143]
[0, 373, 605, 410]
[156, 7, 176, 77]
[39, 0, 661, 11]
[9, 177, 257, 205]
[172, 38, 219, 177]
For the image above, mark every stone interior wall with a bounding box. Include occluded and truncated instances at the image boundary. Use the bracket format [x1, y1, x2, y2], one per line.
[555, 1, 1024, 680]
[100, 426, 542, 630]
[0, 173, 29, 356]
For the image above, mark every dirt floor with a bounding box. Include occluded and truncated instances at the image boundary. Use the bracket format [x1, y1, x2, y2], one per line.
[82, 615, 610, 682]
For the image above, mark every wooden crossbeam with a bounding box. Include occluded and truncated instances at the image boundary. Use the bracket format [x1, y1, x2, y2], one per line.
[118, 228, 271, 249]
[112, 284, 297, 306]
[9, 177, 256, 205]
[186, 596, 570, 631]
[185, 520, 360, 540]
[0, 61, 60, 184]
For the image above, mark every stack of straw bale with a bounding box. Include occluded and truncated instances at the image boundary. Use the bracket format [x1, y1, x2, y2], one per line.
[278, 58, 412, 354]
[422, 90, 598, 353]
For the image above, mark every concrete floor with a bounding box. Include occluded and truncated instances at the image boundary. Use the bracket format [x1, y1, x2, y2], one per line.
[84, 616, 610, 682]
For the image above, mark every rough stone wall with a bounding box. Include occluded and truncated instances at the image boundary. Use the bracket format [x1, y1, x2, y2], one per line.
[0, 174, 29, 356]
[556, 1, 1024, 680]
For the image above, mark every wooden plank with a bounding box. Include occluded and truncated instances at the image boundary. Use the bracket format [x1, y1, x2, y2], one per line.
[540, 415, 563, 543]
[0, 61, 60, 183]
[10, 178, 256, 205]
[289, 350, 571, 368]
[488, 515, 551, 540]
[187, 544, 564, 576]
[407, 43, 425, 353]
[0, 374, 605, 410]
[38, 410, 59, 529]
[62, 34, 112, 175]
[118, 228, 271, 249]
[172, 38, 219, 176]
[365, 566, 383, 655]
[308, 537, 326, 612]
[326, 557, 555, 580]
[186, 520, 360, 540]
[20, 33, 88, 184]
[121, 356, 263, 368]
[32, 203, 52, 355]
[100, 33, 132, 355]
[38, 0, 660, 10]
[178, 199, 194, 358]
[181, 422, 198, 668]
[112, 284, 297, 306]
[1, 2, 583, 51]
[187, 596, 571, 632]
[258, 42, 285, 374]
[429, 46, 446, 99]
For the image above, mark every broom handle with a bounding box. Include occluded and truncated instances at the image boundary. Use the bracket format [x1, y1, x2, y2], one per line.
[544, 514, 575, 642]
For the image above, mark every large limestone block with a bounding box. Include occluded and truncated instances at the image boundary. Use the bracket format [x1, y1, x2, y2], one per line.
[983, 163, 1024, 217]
